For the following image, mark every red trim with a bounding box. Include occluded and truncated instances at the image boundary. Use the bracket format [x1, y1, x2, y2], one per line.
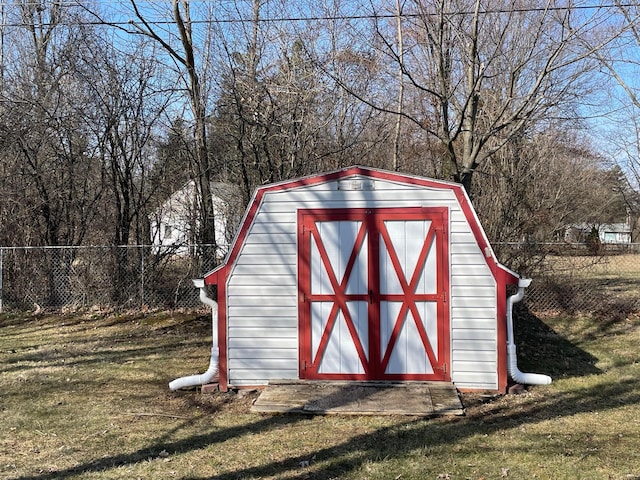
[496, 278, 508, 393]
[439, 215, 451, 381]
[297, 215, 309, 375]
[216, 274, 228, 391]
[299, 207, 450, 381]
[368, 213, 381, 376]
[206, 166, 506, 285]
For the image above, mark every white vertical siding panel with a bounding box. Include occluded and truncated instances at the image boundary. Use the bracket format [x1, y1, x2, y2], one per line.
[318, 311, 366, 375]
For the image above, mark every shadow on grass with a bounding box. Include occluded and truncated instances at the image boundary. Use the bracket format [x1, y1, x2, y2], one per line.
[13, 375, 640, 480]
[207, 377, 640, 480]
[514, 304, 601, 379]
[0, 311, 209, 339]
[0, 313, 211, 375]
[9, 308, 634, 480]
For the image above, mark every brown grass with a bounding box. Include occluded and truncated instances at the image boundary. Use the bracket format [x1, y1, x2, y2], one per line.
[1, 309, 640, 480]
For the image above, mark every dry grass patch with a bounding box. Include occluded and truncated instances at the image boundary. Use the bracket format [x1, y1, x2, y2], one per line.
[1, 309, 640, 479]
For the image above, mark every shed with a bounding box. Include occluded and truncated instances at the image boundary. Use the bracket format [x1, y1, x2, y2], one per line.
[194, 166, 544, 393]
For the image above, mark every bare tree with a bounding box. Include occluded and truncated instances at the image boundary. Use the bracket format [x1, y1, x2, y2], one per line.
[82, 39, 172, 248]
[0, 1, 103, 247]
[0, 1, 105, 304]
[473, 129, 625, 272]
[126, 0, 218, 248]
[393, 0, 406, 171]
[319, 0, 605, 194]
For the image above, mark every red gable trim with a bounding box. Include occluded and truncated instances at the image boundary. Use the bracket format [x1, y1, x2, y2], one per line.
[205, 165, 508, 284]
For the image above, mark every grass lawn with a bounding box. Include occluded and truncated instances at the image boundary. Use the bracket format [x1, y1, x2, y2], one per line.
[1, 308, 639, 480]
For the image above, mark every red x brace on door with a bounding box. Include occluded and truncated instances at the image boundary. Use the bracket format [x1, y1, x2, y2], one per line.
[298, 207, 450, 381]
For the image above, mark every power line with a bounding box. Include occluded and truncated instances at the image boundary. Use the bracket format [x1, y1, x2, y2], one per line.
[0, 2, 636, 29]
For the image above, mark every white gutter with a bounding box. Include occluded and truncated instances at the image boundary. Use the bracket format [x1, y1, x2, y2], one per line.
[169, 279, 219, 391]
[506, 278, 552, 386]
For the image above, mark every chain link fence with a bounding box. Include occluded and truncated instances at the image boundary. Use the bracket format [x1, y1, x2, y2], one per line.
[0, 243, 639, 316]
[498, 243, 640, 317]
[0, 245, 221, 312]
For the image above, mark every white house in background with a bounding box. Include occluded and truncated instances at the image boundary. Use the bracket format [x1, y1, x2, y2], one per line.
[150, 180, 241, 256]
[599, 223, 633, 244]
[564, 221, 633, 244]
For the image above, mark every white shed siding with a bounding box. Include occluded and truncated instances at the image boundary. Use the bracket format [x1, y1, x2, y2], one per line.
[224, 175, 499, 389]
[225, 200, 300, 384]
[448, 198, 498, 389]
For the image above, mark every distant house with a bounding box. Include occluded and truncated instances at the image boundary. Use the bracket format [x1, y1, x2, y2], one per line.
[564, 222, 633, 244]
[150, 181, 242, 256]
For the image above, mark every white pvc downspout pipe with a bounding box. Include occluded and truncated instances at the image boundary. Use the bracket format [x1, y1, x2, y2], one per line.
[169, 279, 219, 391]
[507, 278, 552, 386]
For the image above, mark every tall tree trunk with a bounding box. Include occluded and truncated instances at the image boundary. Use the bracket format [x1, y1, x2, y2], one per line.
[393, 0, 404, 172]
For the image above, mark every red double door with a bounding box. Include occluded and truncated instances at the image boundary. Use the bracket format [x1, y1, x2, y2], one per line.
[298, 207, 450, 381]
